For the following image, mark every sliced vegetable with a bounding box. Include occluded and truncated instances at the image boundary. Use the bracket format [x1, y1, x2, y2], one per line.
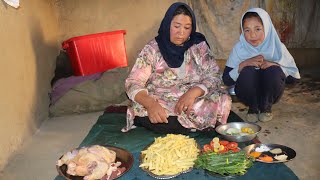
[247, 128, 255, 134]
[259, 155, 273, 162]
[219, 146, 229, 154]
[231, 148, 240, 153]
[209, 140, 217, 149]
[269, 148, 282, 154]
[213, 142, 220, 149]
[249, 151, 262, 158]
[241, 127, 249, 133]
[206, 138, 240, 154]
[225, 128, 241, 135]
[227, 142, 238, 150]
[212, 137, 219, 142]
[213, 147, 219, 153]
[219, 140, 229, 146]
[274, 154, 288, 161]
[203, 144, 213, 152]
[218, 145, 225, 151]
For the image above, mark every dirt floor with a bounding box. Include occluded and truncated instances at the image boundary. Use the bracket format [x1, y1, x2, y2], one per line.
[232, 68, 320, 179]
[0, 69, 319, 180]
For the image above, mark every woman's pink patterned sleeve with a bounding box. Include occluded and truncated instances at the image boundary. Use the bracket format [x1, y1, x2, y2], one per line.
[125, 45, 154, 101]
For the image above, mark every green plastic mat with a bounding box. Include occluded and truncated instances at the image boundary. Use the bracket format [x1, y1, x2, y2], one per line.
[55, 111, 298, 180]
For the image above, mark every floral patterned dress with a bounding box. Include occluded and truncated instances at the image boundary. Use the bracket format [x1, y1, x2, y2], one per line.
[122, 40, 231, 132]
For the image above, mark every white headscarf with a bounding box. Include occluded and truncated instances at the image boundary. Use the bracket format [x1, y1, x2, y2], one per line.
[226, 8, 300, 81]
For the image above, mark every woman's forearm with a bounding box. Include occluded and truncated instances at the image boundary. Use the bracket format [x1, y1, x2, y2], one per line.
[134, 90, 157, 109]
[187, 86, 205, 99]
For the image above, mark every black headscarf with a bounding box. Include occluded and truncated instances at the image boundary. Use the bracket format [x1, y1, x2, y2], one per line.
[155, 2, 208, 68]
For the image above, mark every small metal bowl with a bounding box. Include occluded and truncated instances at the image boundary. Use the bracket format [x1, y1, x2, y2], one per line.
[215, 122, 261, 142]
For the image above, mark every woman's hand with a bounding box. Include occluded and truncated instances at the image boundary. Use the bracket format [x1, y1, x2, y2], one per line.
[175, 87, 204, 116]
[239, 55, 264, 72]
[260, 60, 279, 69]
[134, 91, 168, 124]
[144, 99, 169, 124]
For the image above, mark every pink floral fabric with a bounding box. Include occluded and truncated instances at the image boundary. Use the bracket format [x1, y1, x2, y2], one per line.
[122, 40, 231, 132]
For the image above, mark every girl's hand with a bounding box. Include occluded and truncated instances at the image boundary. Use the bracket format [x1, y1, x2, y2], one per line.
[175, 87, 204, 116]
[260, 60, 279, 69]
[239, 55, 264, 72]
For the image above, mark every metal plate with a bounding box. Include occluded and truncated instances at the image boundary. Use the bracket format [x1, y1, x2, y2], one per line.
[56, 145, 134, 180]
[139, 165, 193, 180]
[243, 143, 296, 163]
[215, 122, 261, 142]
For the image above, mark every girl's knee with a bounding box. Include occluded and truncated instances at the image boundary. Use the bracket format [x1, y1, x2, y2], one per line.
[241, 66, 258, 75]
[237, 67, 259, 88]
[263, 66, 285, 77]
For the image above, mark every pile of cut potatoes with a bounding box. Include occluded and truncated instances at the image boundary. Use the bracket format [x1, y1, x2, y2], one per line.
[140, 134, 200, 176]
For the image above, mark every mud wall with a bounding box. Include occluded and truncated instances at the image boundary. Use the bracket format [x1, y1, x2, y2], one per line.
[0, 1, 60, 170]
[54, 0, 319, 68]
[53, 0, 178, 67]
[188, 0, 320, 61]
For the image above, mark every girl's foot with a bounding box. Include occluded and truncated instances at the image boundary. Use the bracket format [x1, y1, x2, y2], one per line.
[246, 108, 259, 123]
[246, 113, 259, 123]
[259, 112, 273, 122]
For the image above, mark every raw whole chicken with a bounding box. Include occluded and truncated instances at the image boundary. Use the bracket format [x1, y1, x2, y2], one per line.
[57, 145, 121, 180]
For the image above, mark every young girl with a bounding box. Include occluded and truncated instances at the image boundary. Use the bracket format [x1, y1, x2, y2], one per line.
[222, 8, 300, 123]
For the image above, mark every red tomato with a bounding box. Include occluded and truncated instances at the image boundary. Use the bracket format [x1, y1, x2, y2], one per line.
[227, 142, 238, 150]
[231, 148, 240, 153]
[203, 144, 213, 152]
[209, 140, 217, 149]
[219, 140, 229, 146]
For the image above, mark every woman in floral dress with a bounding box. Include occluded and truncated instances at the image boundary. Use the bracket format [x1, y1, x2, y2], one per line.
[122, 2, 231, 134]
